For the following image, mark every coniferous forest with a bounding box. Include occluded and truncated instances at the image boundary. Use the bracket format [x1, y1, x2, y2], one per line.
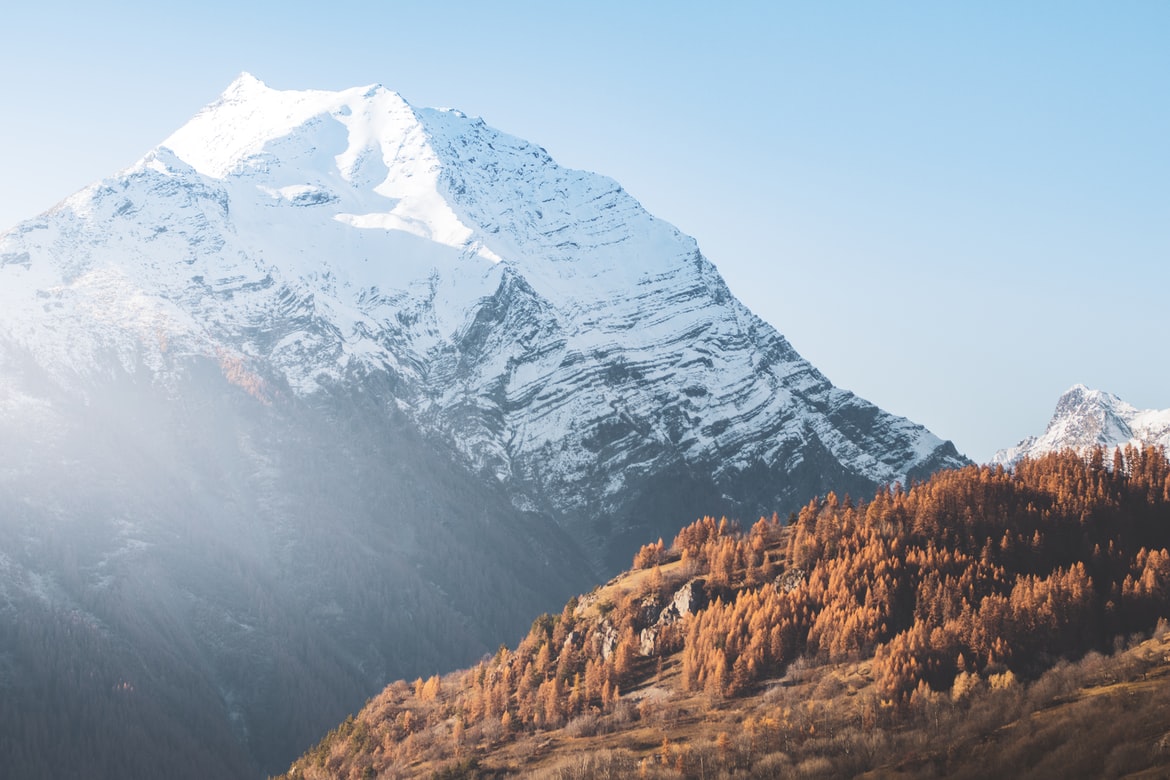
[279, 446, 1170, 779]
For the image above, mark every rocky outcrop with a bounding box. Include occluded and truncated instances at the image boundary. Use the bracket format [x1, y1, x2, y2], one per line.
[638, 578, 710, 656]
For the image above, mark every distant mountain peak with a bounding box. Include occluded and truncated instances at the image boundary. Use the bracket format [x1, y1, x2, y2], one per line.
[225, 70, 268, 93]
[994, 385, 1170, 465]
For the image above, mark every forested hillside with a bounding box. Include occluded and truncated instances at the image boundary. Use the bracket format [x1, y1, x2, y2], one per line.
[279, 446, 1170, 779]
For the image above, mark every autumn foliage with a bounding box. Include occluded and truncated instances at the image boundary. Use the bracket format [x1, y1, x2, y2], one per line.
[785, 445, 1170, 703]
[280, 446, 1170, 778]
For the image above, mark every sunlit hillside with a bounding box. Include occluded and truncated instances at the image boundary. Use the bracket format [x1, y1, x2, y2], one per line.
[277, 446, 1170, 779]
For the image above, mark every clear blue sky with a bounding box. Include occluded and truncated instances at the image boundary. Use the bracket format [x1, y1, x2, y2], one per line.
[2, 2, 1167, 462]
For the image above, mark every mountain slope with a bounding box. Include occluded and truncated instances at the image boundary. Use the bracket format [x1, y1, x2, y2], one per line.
[994, 384, 1170, 466]
[0, 74, 965, 777]
[0, 73, 966, 570]
[277, 448, 1170, 779]
[0, 345, 595, 777]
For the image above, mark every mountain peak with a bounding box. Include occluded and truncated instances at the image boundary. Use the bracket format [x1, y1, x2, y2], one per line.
[0, 76, 967, 568]
[1056, 383, 1117, 406]
[1050, 384, 1131, 430]
[1058, 383, 1092, 401]
[161, 75, 418, 180]
[223, 71, 269, 96]
[994, 385, 1169, 465]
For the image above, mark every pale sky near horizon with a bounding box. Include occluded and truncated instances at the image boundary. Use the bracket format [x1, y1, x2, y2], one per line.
[1, 2, 1166, 463]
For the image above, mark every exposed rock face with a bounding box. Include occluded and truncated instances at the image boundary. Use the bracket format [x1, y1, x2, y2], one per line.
[639, 578, 711, 656]
[663, 578, 710, 624]
[776, 567, 807, 594]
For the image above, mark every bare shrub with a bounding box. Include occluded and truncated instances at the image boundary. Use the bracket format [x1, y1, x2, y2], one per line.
[478, 716, 504, 745]
[524, 749, 641, 780]
[1077, 650, 1109, 684]
[786, 655, 811, 682]
[1025, 660, 1075, 710]
[827, 726, 884, 775]
[812, 672, 845, 700]
[610, 699, 638, 727]
[793, 755, 836, 779]
[562, 713, 599, 738]
[748, 751, 792, 777]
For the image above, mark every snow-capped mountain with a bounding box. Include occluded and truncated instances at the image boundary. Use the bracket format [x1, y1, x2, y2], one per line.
[0, 73, 964, 566]
[0, 74, 967, 777]
[993, 384, 1170, 466]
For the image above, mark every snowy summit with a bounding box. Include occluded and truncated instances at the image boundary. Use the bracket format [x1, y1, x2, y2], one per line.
[0, 74, 966, 565]
[993, 384, 1170, 466]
